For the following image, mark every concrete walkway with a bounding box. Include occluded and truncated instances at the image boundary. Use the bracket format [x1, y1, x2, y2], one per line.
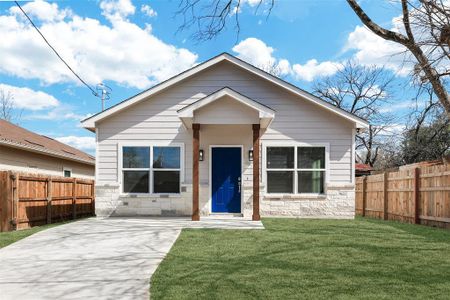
[0, 217, 263, 300]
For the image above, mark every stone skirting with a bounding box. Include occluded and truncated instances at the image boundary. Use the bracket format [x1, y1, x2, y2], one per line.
[95, 183, 355, 219]
[258, 185, 355, 219]
[95, 183, 193, 217]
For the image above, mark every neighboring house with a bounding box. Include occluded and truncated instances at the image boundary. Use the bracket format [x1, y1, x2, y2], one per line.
[355, 163, 373, 177]
[82, 53, 368, 219]
[0, 119, 95, 179]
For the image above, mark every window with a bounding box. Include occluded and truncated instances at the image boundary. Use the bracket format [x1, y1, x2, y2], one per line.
[121, 145, 182, 194]
[266, 146, 326, 194]
[152, 147, 180, 193]
[266, 147, 294, 193]
[297, 147, 325, 193]
[123, 147, 150, 193]
[63, 168, 72, 178]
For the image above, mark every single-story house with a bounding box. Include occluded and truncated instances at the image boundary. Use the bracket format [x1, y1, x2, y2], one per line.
[355, 163, 373, 177]
[0, 119, 95, 179]
[82, 53, 368, 220]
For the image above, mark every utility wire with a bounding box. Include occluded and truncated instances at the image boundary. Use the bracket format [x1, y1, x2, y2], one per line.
[14, 1, 99, 97]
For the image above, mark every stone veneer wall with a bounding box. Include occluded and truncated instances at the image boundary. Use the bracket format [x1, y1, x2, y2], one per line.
[95, 183, 355, 219]
[95, 184, 193, 217]
[257, 185, 355, 219]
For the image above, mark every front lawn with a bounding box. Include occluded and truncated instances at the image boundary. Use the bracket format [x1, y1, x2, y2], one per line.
[151, 217, 450, 299]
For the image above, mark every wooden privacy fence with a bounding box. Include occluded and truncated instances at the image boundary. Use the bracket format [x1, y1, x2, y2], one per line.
[355, 163, 450, 229]
[0, 171, 95, 232]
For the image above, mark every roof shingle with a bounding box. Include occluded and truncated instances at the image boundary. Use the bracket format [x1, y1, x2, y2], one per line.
[0, 119, 94, 165]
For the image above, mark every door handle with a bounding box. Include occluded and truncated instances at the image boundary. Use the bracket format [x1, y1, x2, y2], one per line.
[238, 177, 241, 193]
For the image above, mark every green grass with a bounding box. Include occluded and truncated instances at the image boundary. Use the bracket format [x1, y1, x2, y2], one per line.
[151, 217, 450, 300]
[0, 222, 65, 248]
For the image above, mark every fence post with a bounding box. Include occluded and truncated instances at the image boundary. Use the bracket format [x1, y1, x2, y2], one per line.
[413, 167, 420, 224]
[362, 176, 367, 217]
[47, 177, 52, 224]
[383, 171, 389, 220]
[0, 171, 13, 232]
[72, 178, 77, 219]
[11, 172, 19, 230]
[91, 180, 95, 216]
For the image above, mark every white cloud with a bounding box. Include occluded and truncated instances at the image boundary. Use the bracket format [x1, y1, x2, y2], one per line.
[378, 123, 406, 137]
[231, 0, 262, 14]
[362, 85, 387, 99]
[233, 37, 343, 81]
[242, 0, 262, 7]
[0, 83, 59, 110]
[233, 38, 275, 66]
[100, 0, 135, 21]
[379, 99, 423, 114]
[141, 4, 157, 17]
[10, 0, 72, 22]
[25, 104, 87, 121]
[55, 136, 96, 152]
[292, 59, 340, 82]
[344, 25, 409, 76]
[0, 0, 198, 89]
[232, 37, 290, 76]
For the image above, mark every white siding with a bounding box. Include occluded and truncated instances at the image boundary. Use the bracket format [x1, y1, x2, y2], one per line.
[194, 96, 259, 124]
[97, 61, 354, 187]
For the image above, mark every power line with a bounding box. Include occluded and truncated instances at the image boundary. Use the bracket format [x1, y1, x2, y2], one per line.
[14, 1, 99, 97]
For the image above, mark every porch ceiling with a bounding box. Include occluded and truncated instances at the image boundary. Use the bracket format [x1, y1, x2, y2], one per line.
[177, 87, 275, 129]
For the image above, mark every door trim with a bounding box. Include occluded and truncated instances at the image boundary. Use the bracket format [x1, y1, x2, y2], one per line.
[209, 145, 243, 214]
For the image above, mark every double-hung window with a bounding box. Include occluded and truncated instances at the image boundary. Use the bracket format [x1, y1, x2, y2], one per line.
[266, 145, 326, 194]
[122, 145, 182, 194]
[152, 147, 181, 194]
[123, 147, 150, 193]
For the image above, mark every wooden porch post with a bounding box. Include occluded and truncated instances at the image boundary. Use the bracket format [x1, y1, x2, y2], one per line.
[252, 124, 261, 221]
[192, 123, 200, 221]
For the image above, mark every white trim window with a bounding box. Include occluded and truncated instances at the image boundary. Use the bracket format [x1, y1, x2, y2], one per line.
[152, 146, 181, 194]
[63, 167, 72, 178]
[122, 146, 150, 193]
[266, 145, 326, 194]
[121, 145, 182, 194]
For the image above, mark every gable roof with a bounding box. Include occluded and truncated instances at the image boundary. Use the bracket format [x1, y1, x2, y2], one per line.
[177, 87, 275, 128]
[0, 119, 95, 165]
[81, 52, 369, 130]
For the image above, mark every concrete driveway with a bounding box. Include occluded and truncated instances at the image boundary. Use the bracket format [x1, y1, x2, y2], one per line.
[0, 217, 263, 300]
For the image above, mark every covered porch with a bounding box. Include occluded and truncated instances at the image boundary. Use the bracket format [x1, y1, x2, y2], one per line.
[177, 87, 275, 221]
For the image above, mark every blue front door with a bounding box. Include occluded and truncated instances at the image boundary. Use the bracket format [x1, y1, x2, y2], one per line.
[211, 147, 241, 213]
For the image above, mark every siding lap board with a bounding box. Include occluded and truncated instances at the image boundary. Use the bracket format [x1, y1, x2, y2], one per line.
[97, 61, 354, 185]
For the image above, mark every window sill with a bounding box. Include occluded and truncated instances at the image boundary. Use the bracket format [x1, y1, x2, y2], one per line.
[119, 193, 182, 198]
[264, 194, 327, 200]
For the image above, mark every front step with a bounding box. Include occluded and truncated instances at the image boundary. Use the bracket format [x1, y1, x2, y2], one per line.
[207, 213, 244, 218]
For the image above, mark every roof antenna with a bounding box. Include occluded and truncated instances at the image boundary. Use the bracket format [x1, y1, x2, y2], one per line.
[96, 83, 111, 111]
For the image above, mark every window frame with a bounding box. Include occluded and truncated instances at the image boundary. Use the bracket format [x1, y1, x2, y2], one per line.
[63, 167, 72, 178]
[118, 142, 184, 196]
[263, 142, 329, 196]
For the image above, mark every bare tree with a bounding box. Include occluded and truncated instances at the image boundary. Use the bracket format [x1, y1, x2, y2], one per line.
[347, 0, 450, 115]
[176, 0, 273, 41]
[258, 60, 287, 78]
[0, 89, 21, 124]
[313, 60, 395, 167]
[401, 84, 450, 163]
[374, 85, 450, 168]
[175, 0, 450, 115]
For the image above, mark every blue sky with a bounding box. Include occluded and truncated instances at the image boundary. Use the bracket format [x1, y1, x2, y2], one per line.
[0, 0, 416, 154]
